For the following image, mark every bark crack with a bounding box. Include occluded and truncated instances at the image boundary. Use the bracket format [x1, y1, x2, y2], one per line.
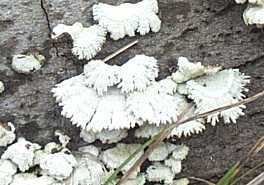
[40, 0, 59, 56]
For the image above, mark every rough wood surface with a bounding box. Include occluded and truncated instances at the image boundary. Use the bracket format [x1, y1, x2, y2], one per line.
[0, 0, 263, 183]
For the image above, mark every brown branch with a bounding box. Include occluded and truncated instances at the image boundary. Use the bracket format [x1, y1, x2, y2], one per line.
[117, 90, 264, 185]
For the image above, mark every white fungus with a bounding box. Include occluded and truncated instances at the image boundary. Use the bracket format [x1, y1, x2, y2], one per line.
[146, 163, 174, 184]
[127, 87, 186, 126]
[186, 69, 250, 126]
[80, 129, 128, 144]
[118, 55, 159, 93]
[10, 173, 60, 185]
[83, 60, 121, 96]
[0, 121, 16, 147]
[12, 54, 44, 74]
[72, 153, 106, 185]
[100, 143, 143, 177]
[39, 148, 77, 180]
[172, 57, 221, 83]
[234, 0, 247, 3]
[1, 138, 41, 172]
[52, 75, 141, 132]
[93, 0, 161, 40]
[0, 159, 17, 185]
[0, 81, 4, 94]
[78, 145, 100, 157]
[165, 158, 182, 175]
[172, 178, 190, 185]
[148, 142, 175, 162]
[243, 5, 264, 28]
[122, 175, 146, 185]
[52, 22, 106, 60]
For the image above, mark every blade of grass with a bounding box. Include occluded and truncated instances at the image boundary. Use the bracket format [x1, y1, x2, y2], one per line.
[216, 136, 264, 185]
[216, 163, 241, 185]
[114, 90, 264, 185]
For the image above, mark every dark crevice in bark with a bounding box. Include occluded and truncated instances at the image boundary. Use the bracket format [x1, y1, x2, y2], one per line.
[40, 0, 59, 56]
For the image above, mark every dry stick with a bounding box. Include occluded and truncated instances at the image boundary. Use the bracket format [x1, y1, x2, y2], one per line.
[246, 172, 264, 185]
[102, 40, 138, 63]
[117, 90, 264, 185]
[188, 176, 215, 185]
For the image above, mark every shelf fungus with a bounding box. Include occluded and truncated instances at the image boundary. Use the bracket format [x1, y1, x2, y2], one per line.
[39, 148, 77, 180]
[80, 129, 128, 144]
[93, 0, 161, 40]
[52, 22, 106, 60]
[186, 69, 250, 126]
[127, 87, 186, 126]
[10, 173, 60, 185]
[117, 55, 159, 93]
[146, 163, 175, 184]
[72, 153, 106, 185]
[0, 121, 16, 147]
[52, 54, 159, 132]
[0, 80, 4, 94]
[83, 60, 121, 96]
[1, 138, 41, 172]
[0, 159, 17, 185]
[12, 53, 45, 74]
[100, 143, 144, 177]
[243, 5, 264, 28]
[148, 142, 178, 162]
[172, 57, 221, 83]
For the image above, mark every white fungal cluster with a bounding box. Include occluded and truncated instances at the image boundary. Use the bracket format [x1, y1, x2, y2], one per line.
[0, 122, 16, 147]
[52, 0, 161, 59]
[0, 129, 190, 185]
[52, 23, 106, 60]
[53, 54, 250, 138]
[235, 0, 264, 27]
[93, 0, 161, 40]
[11, 53, 45, 74]
[0, 80, 4, 94]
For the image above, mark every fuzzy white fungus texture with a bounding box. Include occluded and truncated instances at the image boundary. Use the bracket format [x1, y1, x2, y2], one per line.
[0, 159, 17, 185]
[52, 54, 161, 131]
[0, 81, 4, 94]
[52, 22, 106, 60]
[12, 54, 44, 74]
[100, 143, 143, 176]
[1, 138, 41, 172]
[118, 55, 159, 93]
[172, 57, 221, 83]
[39, 148, 77, 180]
[146, 163, 174, 184]
[80, 128, 128, 144]
[0, 122, 16, 147]
[93, 0, 161, 40]
[83, 60, 121, 96]
[243, 5, 264, 28]
[186, 69, 250, 126]
[10, 173, 60, 185]
[73, 153, 105, 185]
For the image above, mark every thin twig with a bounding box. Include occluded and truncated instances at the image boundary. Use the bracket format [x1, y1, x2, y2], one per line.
[116, 90, 264, 185]
[102, 40, 138, 63]
[230, 161, 264, 185]
[246, 172, 264, 185]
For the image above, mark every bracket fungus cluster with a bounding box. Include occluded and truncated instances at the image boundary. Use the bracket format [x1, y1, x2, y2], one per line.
[52, 0, 161, 60]
[0, 0, 254, 184]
